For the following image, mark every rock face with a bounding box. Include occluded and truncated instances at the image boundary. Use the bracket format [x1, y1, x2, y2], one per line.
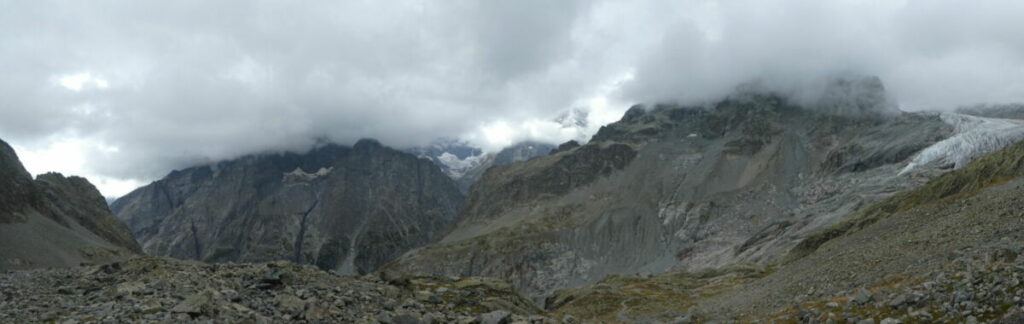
[0, 138, 141, 270]
[688, 138, 1024, 321]
[0, 139, 39, 223]
[111, 139, 463, 275]
[390, 89, 981, 296]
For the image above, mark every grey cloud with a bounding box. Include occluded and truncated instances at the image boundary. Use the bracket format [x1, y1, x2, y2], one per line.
[624, 0, 1024, 109]
[1, 0, 1022, 186]
[0, 1, 599, 181]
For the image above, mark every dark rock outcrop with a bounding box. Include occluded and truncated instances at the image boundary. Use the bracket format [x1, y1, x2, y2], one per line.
[0, 140, 39, 223]
[112, 140, 464, 275]
[492, 141, 555, 166]
[550, 140, 580, 154]
[0, 138, 141, 269]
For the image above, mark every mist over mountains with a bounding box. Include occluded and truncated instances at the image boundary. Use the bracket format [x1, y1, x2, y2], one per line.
[3, 0, 1024, 198]
[5, 72, 1024, 322]
[5, 1, 1024, 323]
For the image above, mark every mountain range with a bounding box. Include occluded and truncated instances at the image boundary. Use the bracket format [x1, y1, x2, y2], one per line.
[5, 76, 1024, 322]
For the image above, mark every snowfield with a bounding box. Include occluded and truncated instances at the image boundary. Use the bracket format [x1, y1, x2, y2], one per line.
[900, 113, 1024, 175]
[436, 152, 489, 179]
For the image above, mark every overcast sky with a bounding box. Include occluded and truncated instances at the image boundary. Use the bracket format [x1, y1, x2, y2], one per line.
[2, 0, 1023, 197]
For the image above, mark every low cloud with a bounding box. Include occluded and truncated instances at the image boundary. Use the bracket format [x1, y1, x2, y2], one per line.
[1, 0, 1022, 196]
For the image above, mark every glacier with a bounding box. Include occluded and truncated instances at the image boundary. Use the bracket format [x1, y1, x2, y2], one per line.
[436, 152, 489, 179]
[899, 113, 1024, 175]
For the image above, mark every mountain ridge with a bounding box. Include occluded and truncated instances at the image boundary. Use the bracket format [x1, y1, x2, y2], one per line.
[111, 138, 464, 275]
[0, 138, 141, 270]
[387, 89, 994, 297]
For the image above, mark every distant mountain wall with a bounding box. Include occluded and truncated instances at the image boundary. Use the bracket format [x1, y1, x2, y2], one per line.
[112, 139, 464, 275]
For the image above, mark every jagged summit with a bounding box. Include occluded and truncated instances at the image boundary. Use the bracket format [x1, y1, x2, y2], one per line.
[682, 75, 899, 119]
[352, 138, 383, 150]
[815, 75, 897, 116]
[0, 138, 141, 269]
[0, 139, 41, 221]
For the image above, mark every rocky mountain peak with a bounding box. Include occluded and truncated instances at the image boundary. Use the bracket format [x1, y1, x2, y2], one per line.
[33, 172, 143, 253]
[0, 139, 40, 221]
[352, 138, 384, 152]
[0, 138, 141, 269]
[112, 139, 463, 275]
[551, 140, 581, 154]
[621, 104, 648, 122]
[815, 75, 897, 116]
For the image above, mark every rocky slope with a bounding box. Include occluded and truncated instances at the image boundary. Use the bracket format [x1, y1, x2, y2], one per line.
[540, 134, 1024, 323]
[0, 256, 555, 323]
[0, 138, 141, 270]
[111, 139, 463, 275]
[388, 77, 1024, 298]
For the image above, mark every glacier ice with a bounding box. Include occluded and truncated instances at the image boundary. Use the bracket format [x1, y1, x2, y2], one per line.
[899, 113, 1024, 175]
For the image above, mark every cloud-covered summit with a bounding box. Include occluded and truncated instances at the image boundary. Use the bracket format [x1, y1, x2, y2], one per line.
[1, 0, 1023, 196]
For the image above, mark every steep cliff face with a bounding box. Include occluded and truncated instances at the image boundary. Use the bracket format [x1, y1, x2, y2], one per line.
[0, 139, 39, 223]
[112, 139, 463, 275]
[0, 139, 141, 270]
[389, 87, 988, 296]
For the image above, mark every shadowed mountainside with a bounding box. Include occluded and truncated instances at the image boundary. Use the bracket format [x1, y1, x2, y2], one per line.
[0, 138, 141, 270]
[112, 139, 464, 275]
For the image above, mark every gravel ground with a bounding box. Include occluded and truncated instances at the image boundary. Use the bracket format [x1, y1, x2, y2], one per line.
[0, 256, 563, 323]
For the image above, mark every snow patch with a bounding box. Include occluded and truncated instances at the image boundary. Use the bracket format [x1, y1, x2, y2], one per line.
[899, 113, 1024, 175]
[283, 167, 333, 182]
[437, 152, 488, 179]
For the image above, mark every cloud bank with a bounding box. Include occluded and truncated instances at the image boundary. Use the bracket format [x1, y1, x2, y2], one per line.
[1, 0, 1023, 196]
